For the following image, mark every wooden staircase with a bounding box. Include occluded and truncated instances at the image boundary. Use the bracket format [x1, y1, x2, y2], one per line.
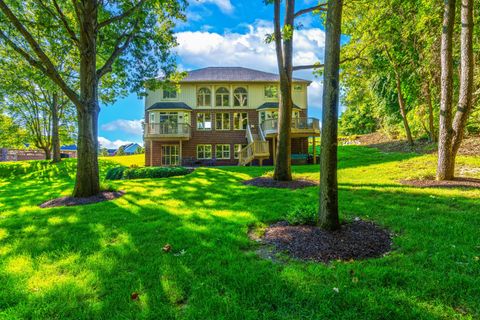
[238, 123, 270, 166]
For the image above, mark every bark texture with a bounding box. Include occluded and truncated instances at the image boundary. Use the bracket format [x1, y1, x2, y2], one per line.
[319, 0, 342, 231]
[437, 0, 474, 181]
[51, 92, 61, 163]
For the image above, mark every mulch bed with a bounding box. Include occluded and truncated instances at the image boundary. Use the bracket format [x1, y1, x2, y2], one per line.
[40, 190, 125, 208]
[400, 178, 480, 189]
[242, 177, 318, 189]
[261, 220, 392, 263]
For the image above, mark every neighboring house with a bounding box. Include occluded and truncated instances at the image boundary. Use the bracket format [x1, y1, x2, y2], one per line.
[119, 143, 142, 155]
[144, 67, 320, 167]
[60, 145, 77, 158]
[107, 149, 117, 156]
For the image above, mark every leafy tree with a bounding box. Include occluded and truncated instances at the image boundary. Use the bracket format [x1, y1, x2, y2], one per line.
[319, 0, 342, 231]
[99, 147, 109, 157]
[0, 0, 184, 196]
[116, 146, 126, 156]
[0, 112, 26, 148]
[134, 146, 145, 154]
[339, 104, 378, 136]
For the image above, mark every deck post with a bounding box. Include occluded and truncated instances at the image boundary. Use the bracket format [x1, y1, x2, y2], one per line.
[179, 140, 182, 166]
[273, 136, 276, 165]
[149, 140, 153, 166]
[312, 136, 317, 164]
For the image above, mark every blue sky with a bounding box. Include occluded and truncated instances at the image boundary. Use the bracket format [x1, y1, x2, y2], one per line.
[98, 0, 327, 148]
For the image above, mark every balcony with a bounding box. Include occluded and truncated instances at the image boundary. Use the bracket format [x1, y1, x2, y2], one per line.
[144, 123, 192, 140]
[260, 117, 320, 137]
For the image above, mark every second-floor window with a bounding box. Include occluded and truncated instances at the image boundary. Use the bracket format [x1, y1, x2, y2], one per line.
[197, 87, 211, 106]
[215, 87, 230, 107]
[264, 85, 278, 99]
[233, 87, 248, 107]
[215, 112, 230, 130]
[163, 88, 177, 99]
[233, 112, 248, 130]
[197, 113, 212, 130]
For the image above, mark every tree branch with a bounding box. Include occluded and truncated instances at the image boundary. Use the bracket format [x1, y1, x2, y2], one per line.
[294, 3, 327, 19]
[98, 0, 146, 29]
[52, 0, 79, 45]
[96, 22, 139, 79]
[0, 0, 81, 107]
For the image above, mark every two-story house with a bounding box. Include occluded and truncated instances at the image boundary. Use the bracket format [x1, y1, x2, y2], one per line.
[144, 67, 320, 166]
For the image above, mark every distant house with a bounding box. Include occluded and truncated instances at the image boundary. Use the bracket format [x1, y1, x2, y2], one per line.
[107, 149, 117, 156]
[116, 143, 142, 155]
[60, 145, 77, 158]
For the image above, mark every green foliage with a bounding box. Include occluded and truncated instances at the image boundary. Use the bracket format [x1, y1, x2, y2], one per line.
[99, 147, 109, 157]
[0, 112, 26, 148]
[339, 104, 378, 135]
[105, 166, 127, 180]
[285, 203, 318, 225]
[116, 146, 126, 156]
[105, 166, 191, 180]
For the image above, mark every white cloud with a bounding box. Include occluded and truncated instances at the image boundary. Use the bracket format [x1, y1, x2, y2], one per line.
[98, 137, 135, 149]
[101, 119, 143, 135]
[175, 20, 325, 110]
[190, 0, 234, 14]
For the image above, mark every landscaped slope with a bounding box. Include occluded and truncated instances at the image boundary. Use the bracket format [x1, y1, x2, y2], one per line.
[0, 146, 479, 319]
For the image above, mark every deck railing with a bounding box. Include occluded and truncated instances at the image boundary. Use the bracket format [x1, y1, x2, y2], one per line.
[145, 123, 191, 138]
[260, 117, 320, 134]
[238, 141, 269, 166]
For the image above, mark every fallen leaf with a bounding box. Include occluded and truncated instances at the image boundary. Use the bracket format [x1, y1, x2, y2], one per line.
[333, 287, 339, 293]
[131, 292, 139, 301]
[163, 244, 172, 252]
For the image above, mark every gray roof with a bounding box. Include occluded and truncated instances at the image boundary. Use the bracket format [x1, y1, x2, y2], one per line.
[180, 67, 311, 84]
[257, 102, 302, 110]
[147, 102, 193, 111]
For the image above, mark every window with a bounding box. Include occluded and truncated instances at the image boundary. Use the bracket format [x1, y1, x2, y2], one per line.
[293, 111, 300, 118]
[215, 87, 230, 107]
[294, 84, 303, 91]
[260, 111, 278, 124]
[233, 112, 248, 130]
[197, 144, 212, 159]
[197, 113, 212, 130]
[197, 87, 211, 107]
[234, 144, 247, 159]
[216, 144, 230, 159]
[264, 85, 278, 99]
[162, 145, 179, 166]
[149, 112, 155, 130]
[215, 112, 230, 130]
[162, 88, 177, 99]
[233, 87, 248, 107]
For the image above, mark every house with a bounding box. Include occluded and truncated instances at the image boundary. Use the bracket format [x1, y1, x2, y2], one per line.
[144, 67, 320, 166]
[117, 143, 142, 155]
[60, 145, 77, 158]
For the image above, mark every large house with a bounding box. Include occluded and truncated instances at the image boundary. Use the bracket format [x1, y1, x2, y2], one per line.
[144, 67, 320, 166]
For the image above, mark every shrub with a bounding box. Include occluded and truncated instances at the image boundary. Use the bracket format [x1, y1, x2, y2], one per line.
[106, 166, 191, 180]
[285, 203, 318, 225]
[105, 166, 127, 180]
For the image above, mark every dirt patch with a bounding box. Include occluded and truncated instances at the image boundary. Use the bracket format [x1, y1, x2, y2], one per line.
[259, 220, 392, 263]
[242, 177, 318, 189]
[400, 178, 480, 189]
[40, 190, 125, 208]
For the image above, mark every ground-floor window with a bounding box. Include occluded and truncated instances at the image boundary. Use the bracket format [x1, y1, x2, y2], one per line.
[233, 112, 248, 130]
[161, 145, 179, 166]
[234, 144, 247, 159]
[197, 144, 212, 159]
[216, 144, 231, 159]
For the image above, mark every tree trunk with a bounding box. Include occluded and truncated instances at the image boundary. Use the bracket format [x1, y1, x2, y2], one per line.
[43, 147, 51, 160]
[436, 0, 456, 180]
[451, 0, 474, 157]
[425, 83, 436, 142]
[319, 0, 342, 231]
[394, 72, 414, 146]
[273, 0, 295, 182]
[51, 92, 61, 163]
[73, 0, 100, 197]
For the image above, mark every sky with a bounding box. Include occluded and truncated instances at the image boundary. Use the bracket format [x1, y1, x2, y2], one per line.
[98, 0, 327, 149]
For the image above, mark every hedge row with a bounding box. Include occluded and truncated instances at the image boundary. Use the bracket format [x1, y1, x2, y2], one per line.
[106, 166, 191, 180]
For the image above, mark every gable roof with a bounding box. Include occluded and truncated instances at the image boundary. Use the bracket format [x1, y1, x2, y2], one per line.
[180, 67, 311, 84]
[146, 102, 193, 111]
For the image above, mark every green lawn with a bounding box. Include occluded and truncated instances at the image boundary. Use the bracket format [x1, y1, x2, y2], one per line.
[0, 146, 479, 319]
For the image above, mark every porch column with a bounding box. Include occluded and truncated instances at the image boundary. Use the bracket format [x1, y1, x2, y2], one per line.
[273, 136, 276, 165]
[179, 140, 183, 166]
[312, 136, 317, 164]
[149, 140, 153, 166]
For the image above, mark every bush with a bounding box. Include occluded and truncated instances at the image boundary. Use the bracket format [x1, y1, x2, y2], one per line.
[105, 166, 127, 180]
[285, 203, 318, 225]
[106, 166, 191, 180]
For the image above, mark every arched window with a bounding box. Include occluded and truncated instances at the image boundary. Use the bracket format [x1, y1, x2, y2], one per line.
[197, 87, 211, 107]
[233, 87, 248, 107]
[215, 87, 230, 107]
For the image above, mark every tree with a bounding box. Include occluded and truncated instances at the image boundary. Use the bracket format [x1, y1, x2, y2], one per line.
[269, 0, 327, 181]
[319, 0, 343, 231]
[99, 147, 109, 157]
[0, 112, 26, 148]
[0, 0, 184, 197]
[437, 0, 475, 180]
[116, 146, 125, 156]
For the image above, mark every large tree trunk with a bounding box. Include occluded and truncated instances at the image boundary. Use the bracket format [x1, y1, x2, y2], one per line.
[273, 0, 295, 181]
[51, 92, 61, 163]
[436, 0, 456, 180]
[73, 0, 100, 197]
[43, 147, 51, 160]
[319, 0, 342, 231]
[393, 70, 414, 146]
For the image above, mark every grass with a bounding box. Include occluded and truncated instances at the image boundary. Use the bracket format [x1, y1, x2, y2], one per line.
[0, 146, 479, 319]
